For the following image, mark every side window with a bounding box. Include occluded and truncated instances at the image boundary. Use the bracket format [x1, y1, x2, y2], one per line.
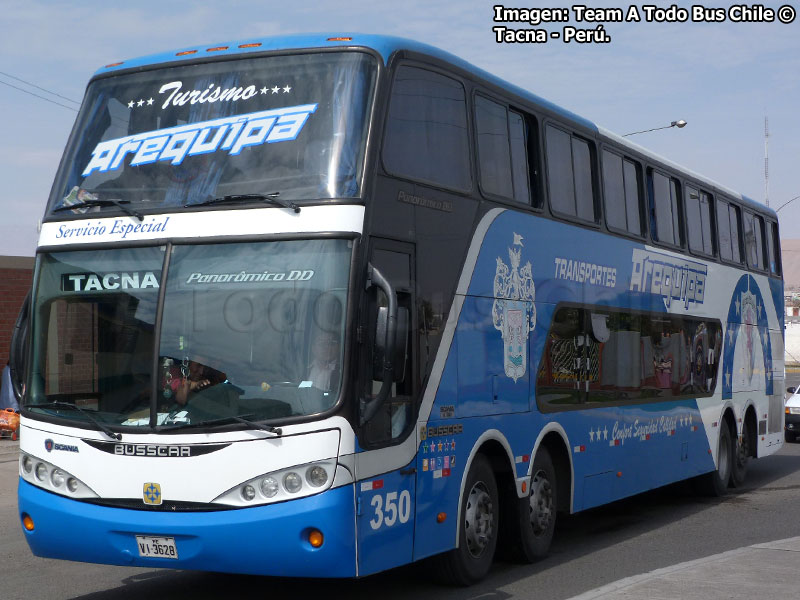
[729, 204, 743, 264]
[383, 66, 471, 192]
[717, 199, 732, 261]
[537, 306, 721, 412]
[743, 211, 767, 270]
[686, 186, 715, 256]
[545, 124, 597, 223]
[767, 221, 782, 276]
[649, 170, 683, 247]
[474, 97, 531, 204]
[602, 150, 643, 236]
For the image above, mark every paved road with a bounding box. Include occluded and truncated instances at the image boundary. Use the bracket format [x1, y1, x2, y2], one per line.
[2, 434, 800, 600]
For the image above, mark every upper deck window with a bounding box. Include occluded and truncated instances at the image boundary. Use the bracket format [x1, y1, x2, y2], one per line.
[383, 66, 471, 192]
[649, 170, 683, 247]
[602, 150, 643, 237]
[685, 186, 715, 256]
[47, 51, 377, 218]
[545, 125, 597, 223]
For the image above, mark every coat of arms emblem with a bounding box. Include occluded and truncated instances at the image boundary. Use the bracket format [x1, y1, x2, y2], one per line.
[492, 233, 536, 382]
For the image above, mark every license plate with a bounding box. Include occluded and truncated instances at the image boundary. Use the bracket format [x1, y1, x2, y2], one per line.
[136, 535, 178, 559]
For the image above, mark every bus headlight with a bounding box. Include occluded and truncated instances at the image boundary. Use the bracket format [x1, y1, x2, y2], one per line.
[306, 465, 328, 488]
[19, 452, 98, 499]
[213, 460, 338, 507]
[283, 472, 302, 493]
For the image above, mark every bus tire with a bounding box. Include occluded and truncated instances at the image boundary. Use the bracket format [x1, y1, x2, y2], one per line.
[731, 419, 750, 487]
[502, 447, 557, 563]
[436, 454, 498, 585]
[694, 422, 733, 496]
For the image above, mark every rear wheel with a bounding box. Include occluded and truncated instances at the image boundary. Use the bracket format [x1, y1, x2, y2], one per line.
[502, 447, 557, 563]
[435, 454, 498, 585]
[731, 419, 750, 487]
[694, 422, 733, 496]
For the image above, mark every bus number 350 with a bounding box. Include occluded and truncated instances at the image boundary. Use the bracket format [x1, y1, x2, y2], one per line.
[369, 490, 412, 530]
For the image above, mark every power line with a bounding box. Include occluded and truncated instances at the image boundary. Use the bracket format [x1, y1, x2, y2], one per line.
[0, 70, 80, 105]
[0, 79, 78, 112]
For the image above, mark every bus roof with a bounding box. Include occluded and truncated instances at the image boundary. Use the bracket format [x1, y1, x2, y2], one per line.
[95, 33, 774, 219]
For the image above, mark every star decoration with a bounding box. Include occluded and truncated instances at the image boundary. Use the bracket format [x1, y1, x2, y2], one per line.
[147, 98, 154, 106]
[735, 297, 740, 315]
[283, 85, 291, 93]
[725, 370, 731, 387]
[128, 100, 135, 108]
[260, 87, 268, 94]
[271, 86, 280, 94]
[137, 99, 144, 107]
[589, 429, 595, 442]
[603, 427, 608, 440]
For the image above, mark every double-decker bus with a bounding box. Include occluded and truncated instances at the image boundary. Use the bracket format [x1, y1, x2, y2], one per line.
[16, 34, 784, 585]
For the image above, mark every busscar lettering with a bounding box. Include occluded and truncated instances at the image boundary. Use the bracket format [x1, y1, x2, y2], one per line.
[114, 444, 191, 457]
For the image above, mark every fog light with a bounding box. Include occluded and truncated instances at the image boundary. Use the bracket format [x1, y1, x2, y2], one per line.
[35, 463, 47, 482]
[22, 514, 34, 531]
[67, 478, 79, 493]
[308, 529, 324, 548]
[21, 455, 32, 473]
[284, 472, 302, 493]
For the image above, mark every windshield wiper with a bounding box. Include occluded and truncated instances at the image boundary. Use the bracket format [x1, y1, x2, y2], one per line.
[53, 198, 144, 221]
[26, 401, 122, 440]
[187, 192, 300, 213]
[161, 414, 283, 436]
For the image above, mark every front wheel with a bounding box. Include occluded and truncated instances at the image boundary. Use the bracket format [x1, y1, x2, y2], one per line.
[434, 454, 498, 585]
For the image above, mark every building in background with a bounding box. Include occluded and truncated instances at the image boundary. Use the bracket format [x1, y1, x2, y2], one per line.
[0, 256, 33, 367]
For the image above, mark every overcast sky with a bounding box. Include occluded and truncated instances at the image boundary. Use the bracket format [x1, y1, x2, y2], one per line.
[1, 0, 798, 256]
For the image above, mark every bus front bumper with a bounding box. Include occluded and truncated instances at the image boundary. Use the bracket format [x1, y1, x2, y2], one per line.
[18, 479, 357, 577]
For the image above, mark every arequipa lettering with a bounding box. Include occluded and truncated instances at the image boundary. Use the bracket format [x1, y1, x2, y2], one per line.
[629, 248, 706, 309]
[82, 104, 317, 176]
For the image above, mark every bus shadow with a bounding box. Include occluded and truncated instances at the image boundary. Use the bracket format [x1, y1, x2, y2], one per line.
[66, 450, 800, 600]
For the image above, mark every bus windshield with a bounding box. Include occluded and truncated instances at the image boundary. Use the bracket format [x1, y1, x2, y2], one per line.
[26, 239, 352, 429]
[47, 51, 376, 216]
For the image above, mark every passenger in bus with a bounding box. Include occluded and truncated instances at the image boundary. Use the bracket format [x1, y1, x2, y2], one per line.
[307, 332, 340, 393]
[175, 357, 229, 407]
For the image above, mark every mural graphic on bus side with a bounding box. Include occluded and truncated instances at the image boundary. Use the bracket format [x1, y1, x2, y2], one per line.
[493, 233, 535, 383]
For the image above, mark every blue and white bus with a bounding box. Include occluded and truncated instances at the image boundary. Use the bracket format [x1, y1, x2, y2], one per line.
[16, 34, 784, 584]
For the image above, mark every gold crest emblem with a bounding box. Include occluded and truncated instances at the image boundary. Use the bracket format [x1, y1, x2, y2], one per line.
[143, 482, 162, 505]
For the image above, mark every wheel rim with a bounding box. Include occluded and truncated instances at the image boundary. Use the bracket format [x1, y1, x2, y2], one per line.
[464, 481, 494, 558]
[529, 469, 554, 536]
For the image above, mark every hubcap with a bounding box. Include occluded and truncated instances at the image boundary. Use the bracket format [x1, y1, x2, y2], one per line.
[464, 481, 494, 558]
[529, 469, 554, 536]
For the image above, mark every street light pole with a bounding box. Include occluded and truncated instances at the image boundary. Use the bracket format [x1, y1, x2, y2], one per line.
[775, 195, 800, 213]
[623, 120, 687, 137]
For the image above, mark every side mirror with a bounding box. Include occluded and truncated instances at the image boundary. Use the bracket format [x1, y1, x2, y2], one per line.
[360, 263, 396, 426]
[9, 289, 31, 403]
[788, 387, 796, 395]
[373, 306, 408, 383]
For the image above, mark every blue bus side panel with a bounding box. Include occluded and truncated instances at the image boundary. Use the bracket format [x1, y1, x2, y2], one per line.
[356, 464, 415, 576]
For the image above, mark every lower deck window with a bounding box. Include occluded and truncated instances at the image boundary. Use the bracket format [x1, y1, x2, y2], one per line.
[537, 306, 721, 411]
